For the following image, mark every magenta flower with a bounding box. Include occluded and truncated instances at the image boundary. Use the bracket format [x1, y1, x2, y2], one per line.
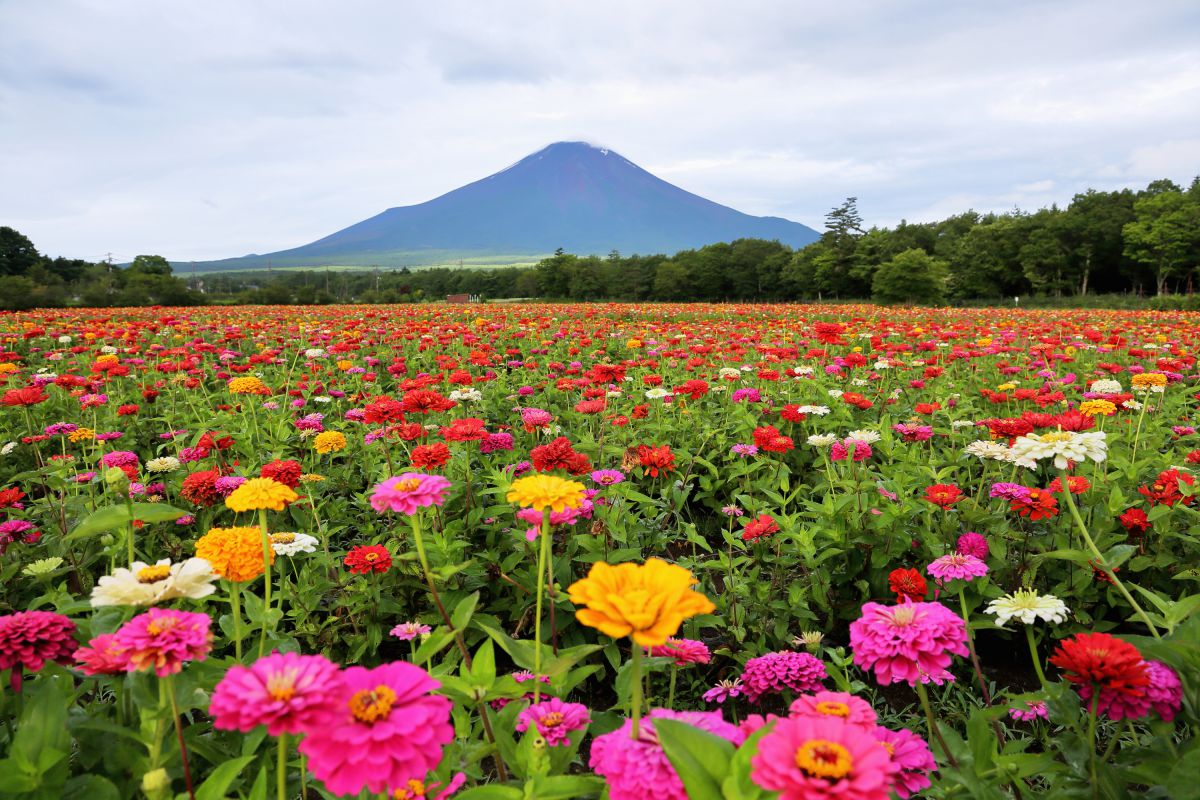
[73, 633, 128, 676]
[590, 710, 744, 800]
[1143, 661, 1183, 721]
[590, 469, 626, 486]
[751, 713, 898, 800]
[956, 532, 989, 559]
[873, 726, 936, 798]
[114, 608, 212, 677]
[926, 553, 988, 583]
[703, 678, 743, 704]
[1008, 700, 1048, 722]
[741, 651, 827, 703]
[370, 473, 452, 515]
[990, 482, 1031, 502]
[515, 698, 591, 746]
[0, 611, 77, 689]
[849, 602, 969, 686]
[649, 638, 711, 666]
[789, 691, 878, 728]
[298, 661, 453, 797]
[390, 622, 432, 641]
[209, 650, 344, 735]
[479, 432, 515, 453]
[1078, 659, 1181, 721]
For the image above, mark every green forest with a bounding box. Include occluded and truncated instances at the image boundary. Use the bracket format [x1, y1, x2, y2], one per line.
[3, 176, 1199, 309]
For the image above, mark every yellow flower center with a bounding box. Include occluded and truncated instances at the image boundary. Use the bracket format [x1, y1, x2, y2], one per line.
[815, 701, 851, 717]
[146, 615, 179, 636]
[1040, 431, 1074, 444]
[887, 605, 918, 626]
[270, 532, 297, 544]
[396, 478, 422, 492]
[349, 684, 396, 723]
[880, 740, 895, 756]
[540, 712, 565, 728]
[267, 669, 298, 702]
[795, 739, 853, 780]
[136, 564, 172, 583]
[364, 552, 379, 562]
[393, 780, 427, 799]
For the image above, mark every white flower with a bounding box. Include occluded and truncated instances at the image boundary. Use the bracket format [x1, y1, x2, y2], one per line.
[270, 531, 319, 556]
[1008, 430, 1108, 470]
[807, 433, 838, 447]
[312, 396, 332, 404]
[449, 388, 482, 403]
[846, 429, 881, 444]
[793, 366, 815, 377]
[605, 390, 623, 398]
[827, 389, 844, 399]
[1122, 399, 1143, 410]
[950, 420, 977, 429]
[146, 456, 181, 473]
[100, 346, 118, 355]
[797, 405, 831, 416]
[304, 348, 327, 359]
[986, 589, 1069, 626]
[57, 335, 72, 344]
[1090, 379, 1122, 394]
[851, 378, 869, 387]
[22, 557, 64, 577]
[90, 558, 217, 607]
[1, 442, 16, 455]
[645, 387, 670, 400]
[964, 440, 1011, 461]
[717, 368, 741, 380]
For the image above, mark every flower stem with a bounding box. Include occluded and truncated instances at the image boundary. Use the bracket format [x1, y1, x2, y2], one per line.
[915, 682, 958, 769]
[258, 508, 273, 657]
[276, 732, 287, 800]
[1024, 626, 1048, 688]
[165, 675, 196, 800]
[1086, 691, 1099, 795]
[534, 508, 551, 703]
[667, 664, 678, 711]
[630, 642, 644, 740]
[1056, 468, 1161, 639]
[229, 581, 243, 662]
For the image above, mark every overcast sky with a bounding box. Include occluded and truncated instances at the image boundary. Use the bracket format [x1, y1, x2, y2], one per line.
[2, 0, 1199, 262]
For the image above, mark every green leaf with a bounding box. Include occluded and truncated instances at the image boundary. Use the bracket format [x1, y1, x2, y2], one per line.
[471, 638, 497, 687]
[66, 503, 189, 540]
[1165, 747, 1200, 798]
[526, 775, 605, 799]
[454, 786, 524, 800]
[654, 718, 734, 800]
[475, 619, 536, 670]
[194, 756, 257, 800]
[452, 591, 481, 632]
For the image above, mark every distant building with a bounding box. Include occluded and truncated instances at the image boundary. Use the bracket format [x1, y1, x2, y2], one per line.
[445, 294, 480, 303]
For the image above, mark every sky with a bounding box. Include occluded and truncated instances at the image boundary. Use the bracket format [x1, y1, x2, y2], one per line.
[2, 0, 1199, 262]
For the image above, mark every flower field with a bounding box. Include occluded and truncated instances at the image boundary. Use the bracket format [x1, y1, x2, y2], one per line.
[0, 302, 1198, 800]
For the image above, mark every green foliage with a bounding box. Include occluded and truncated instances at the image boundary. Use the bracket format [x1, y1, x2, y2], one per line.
[871, 247, 949, 304]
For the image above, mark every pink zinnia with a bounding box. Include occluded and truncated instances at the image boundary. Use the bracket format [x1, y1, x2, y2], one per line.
[298, 661, 453, 797]
[370, 473, 452, 515]
[73, 633, 128, 676]
[1144, 661, 1183, 721]
[650, 638, 711, 666]
[956, 532, 989, 559]
[1078, 661, 1171, 722]
[515, 698, 591, 746]
[789, 691, 878, 728]
[1008, 700, 1048, 722]
[114, 608, 212, 677]
[590, 709, 744, 800]
[0, 611, 77, 689]
[873, 726, 936, 798]
[741, 651, 827, 703]
[926, 553, 988, 583]
[391, 622, 432, 641]
[703, 678, 743, 704]
[751, 713, 898, 800]
[849, 602, 969, 686]
[209, 650, 344, 735]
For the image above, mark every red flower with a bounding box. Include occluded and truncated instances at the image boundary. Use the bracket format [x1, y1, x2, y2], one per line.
[1, 386, 48, 406]
[401, 389, 455, 415]
[673, 380, 709, 401]
[779, 404, 806, 423]
[181, 470, 221, 507]
[1049, 632, 1148, 699]
[364, 397, 406, 424]
[261, 459, 302, 489]
[1118, 508, 1150, 535]
[117, 404, 139, 416]
[0, 487, 25, 510]
[1010, 488, 1059, 520]
[440, 417, 488, 442]
[344, 544, 392, 575]
[1048, 475, 1091, 495]
[636, 444, 676, 477]
[841, 392, 872, 410]
[914, 402, 941, 415]
[410, 442, 452, 471]
[923, 484, 962, 509]
[888, 568, 927, 602]
[752, 425, 794, 453]
[531, 437, 591, 476]
[741, 514, 780, 542]
[813, 322, 846, 345]
[1138, 469, 1195, 507]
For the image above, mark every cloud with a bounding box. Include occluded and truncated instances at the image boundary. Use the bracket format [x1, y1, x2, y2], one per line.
[0, 0, 1198, 259]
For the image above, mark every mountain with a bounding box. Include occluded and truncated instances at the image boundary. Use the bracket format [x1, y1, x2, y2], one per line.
[185, 142, 820, 271]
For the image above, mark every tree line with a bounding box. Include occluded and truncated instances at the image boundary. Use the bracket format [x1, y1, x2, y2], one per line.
[3, 175, 1198, 309]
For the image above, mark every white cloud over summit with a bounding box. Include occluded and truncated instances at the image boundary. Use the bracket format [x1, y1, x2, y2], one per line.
[1, 0, 1198, 261]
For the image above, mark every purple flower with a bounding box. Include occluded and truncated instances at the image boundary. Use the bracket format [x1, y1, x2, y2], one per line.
[730, 443, 759, 458]
[702, 678, 743, 704]
[956, 532, 989, 559]
[990, 482, 1031, 502]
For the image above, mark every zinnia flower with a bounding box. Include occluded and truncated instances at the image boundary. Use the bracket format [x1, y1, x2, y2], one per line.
[196, 526, 274, 582]
[985, 589, 1069, 626]
[0, 611, 77, 687]
[567, 558, 715, 647]
[225, 478, 299, 513]
[1049, 632, 1148, 707]
[888, 568, 926, 603]
[590, 709, 744, 800]
[90, 558, 217, 607]
[73, 633, 128, 676]
[1143, 661, 1183, 721]
[391, 622, 432, 641]
[789, 691, 878, 727]
[955, 532, 989, 559]
[209, 650, 345, 735]
[741, 651, 827, 703]
[742, 513, 781, 541]
[313, 431, 348, 454]
[873, 726, 936, 798]
[298, 661, 454, 797]
[649, 637, 711, 666]
[114, 608, 212, 677]
[515, 698, 591, 746]
[1008, 430, 1107, 470]
[926, 553, 988, 583]
[506, 474, 587, 512]
[345, 544, 392, 574]
[849, 602, 969, 686]
[269, 531, 319, 556]
[751, 713, 898, 800]
[370, 473, 452, 515]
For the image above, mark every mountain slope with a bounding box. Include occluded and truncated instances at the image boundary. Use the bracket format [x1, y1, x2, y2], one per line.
[187, 142, 820, 271]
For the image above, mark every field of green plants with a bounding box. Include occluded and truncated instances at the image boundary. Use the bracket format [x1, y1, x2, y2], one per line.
[0, 303, 1197, 800]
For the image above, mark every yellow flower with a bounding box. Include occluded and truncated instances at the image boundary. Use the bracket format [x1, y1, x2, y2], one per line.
[336, 359, 353, 371]
[1131, 372, 1168, 393]
[195, 527, 273, 582]
[225, 478, 298, 512]
[506, 474, 586, 512]
[68, 427, 95, 443]
[0, 363, 18, 375]
[626, 338, 643, 349]
[313, 431, 347, 454]
[95, 354, 120, 367]
[567, 558, 715, 646]
[996, 383, 1017, 392]
[1079, 399, 1117, 417]
[299, 473, 326, 483]
[228, 376, 269, 395]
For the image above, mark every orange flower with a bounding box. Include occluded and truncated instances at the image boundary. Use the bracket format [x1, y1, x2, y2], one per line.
[567, 558, 714, 646]
[195, 526, 273, 582]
